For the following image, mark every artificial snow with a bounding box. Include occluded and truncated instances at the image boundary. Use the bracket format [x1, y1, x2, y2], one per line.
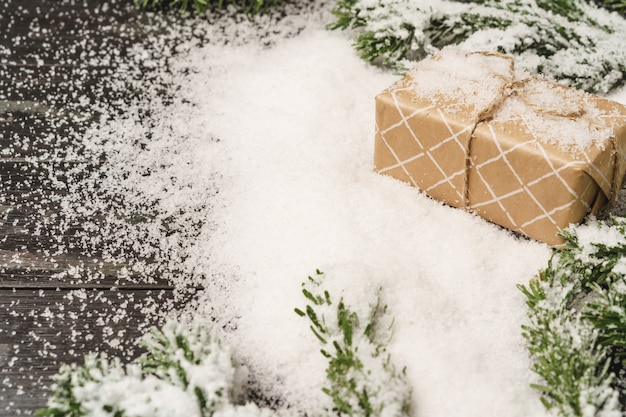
[573, 218, 626, 264]
[23, 2, 626, 416]
[409, 50, 516, 118]
[170, 22, 552, 417]
[408, 50, 618, 151]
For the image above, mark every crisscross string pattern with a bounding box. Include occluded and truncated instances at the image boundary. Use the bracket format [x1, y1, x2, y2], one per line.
[463, 51, 588, 209]
[374, 51, 626, 244]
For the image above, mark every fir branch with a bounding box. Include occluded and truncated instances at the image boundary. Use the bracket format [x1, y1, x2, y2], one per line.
[37, 319, 289, 417]
[328, 0, 365, 30]
[519, 217, 626, 417]
[39, 274, 416, 417]
[296, 269, 412, 417]
[585, 278, 626, 360]
[134, 0, 281, 15]
[138, 319, 237, 416]
[35, 355, 123, 417]
[329, 0, 626, 93]
[593, 0, 626, 15]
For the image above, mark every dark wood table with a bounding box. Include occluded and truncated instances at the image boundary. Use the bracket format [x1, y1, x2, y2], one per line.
[0, 1, 181, 414]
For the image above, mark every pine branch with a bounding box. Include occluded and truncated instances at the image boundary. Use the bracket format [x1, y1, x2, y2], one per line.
[329, 0, 626, 93]
[35, 355, 124, 417]
[38, 294, 414, 417]
[585, 279, 626, 360]
[518, 217, 626, 417]
[593, 0, 626, 14]
[138, 319, 237, 416]
[295, 269, 412, 417]
[36, 319, 289, 417]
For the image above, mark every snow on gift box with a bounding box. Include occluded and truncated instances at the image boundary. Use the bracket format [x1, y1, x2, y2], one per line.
[374, 50, 626, 245]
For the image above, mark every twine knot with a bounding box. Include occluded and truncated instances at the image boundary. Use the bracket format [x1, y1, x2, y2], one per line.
[461, 51, 618, 209]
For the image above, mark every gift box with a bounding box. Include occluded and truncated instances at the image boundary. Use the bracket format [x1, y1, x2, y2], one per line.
[374, 50, 626, 245]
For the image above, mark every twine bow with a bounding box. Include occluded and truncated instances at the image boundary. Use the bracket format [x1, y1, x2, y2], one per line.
[461, 51, 620, 210]
[470, 51, 584, 125]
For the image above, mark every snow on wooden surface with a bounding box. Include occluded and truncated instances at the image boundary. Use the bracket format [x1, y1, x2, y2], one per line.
[2, 1, 626, 416]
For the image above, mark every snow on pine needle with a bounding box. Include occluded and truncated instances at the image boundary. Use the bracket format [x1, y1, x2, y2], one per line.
[591, 0, 626, 14]
[329, 0, 626, 93]
[29, 2, 626, 417]
[36, 319, 296, 417]
[518, 217, 626, 417]
[295, 270, 412, 417]
[38, 274, 412, 417]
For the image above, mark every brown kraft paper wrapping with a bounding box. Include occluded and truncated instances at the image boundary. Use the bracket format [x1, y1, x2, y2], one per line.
[374, 51, 626, 245]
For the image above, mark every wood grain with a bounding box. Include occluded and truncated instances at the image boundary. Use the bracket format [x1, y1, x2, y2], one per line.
[0, 1, 180, 414]
[0, 288, 177, 413]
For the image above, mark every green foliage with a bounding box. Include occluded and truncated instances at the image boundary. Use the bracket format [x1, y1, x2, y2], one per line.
[139, 320, 234, 416]
[35, 356, 124, 417]
[134, 0, 281, 15]
[518, 217, 626, 417]
[39, 273, 415, 417]
[36, 319, 277, 417]
[329, 0, 626, 93]
[584, 281, 626, 360]
[593, 0, 626, 14]
[295, 269, 412, 417]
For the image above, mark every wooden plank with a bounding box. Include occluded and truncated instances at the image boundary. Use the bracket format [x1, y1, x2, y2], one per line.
[0, 1, 198, 413]
[0, 163, 77, 201]
[0, 0, 143, 67]
[0, 252, 174, 290]
[0, 159, 174, 288]
[0, 65, 120, 103]
[0, 160, 101, 260]
[0, 287, 177, 414]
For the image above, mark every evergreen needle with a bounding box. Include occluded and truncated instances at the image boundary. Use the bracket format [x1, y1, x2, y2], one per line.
[295, 270, 413, 417]
[329, 0, 626, 93]
[519, 217, 626, 416]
